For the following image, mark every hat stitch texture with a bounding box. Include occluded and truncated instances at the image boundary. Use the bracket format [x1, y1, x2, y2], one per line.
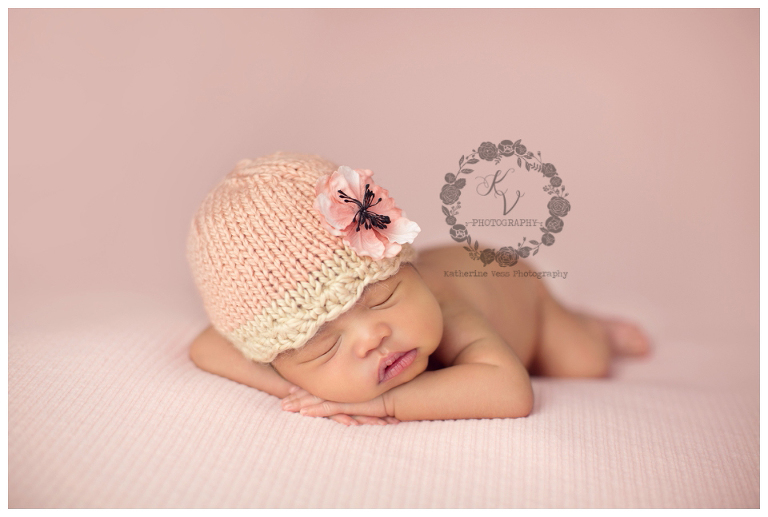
[187, 151, 417, 363]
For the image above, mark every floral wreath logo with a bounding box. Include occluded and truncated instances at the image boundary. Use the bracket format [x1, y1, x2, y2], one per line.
[439, 139, 571, 267]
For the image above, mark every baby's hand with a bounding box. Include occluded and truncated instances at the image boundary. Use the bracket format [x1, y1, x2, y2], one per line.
[281, 387, 399, 426]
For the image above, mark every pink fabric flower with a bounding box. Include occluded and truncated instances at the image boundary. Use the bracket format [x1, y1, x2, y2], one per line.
[313, 166, 421, 260]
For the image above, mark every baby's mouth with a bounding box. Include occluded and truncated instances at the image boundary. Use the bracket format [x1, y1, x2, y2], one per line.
[378, 349, 417, 383]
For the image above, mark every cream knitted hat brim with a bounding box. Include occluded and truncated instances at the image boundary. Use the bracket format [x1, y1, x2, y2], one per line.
[186, 151, 418, 363]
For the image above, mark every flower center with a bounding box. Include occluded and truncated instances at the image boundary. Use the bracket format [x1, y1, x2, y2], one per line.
[337, 184, 391, 232]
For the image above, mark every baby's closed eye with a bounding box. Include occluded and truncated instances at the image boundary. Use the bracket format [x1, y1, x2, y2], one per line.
[371, 282, 400, 308]
[310, 281, 403, 361]
[318, 337, 341, 358]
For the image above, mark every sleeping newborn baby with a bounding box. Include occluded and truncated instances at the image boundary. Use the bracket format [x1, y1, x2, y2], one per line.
[187, 152, 650, 425]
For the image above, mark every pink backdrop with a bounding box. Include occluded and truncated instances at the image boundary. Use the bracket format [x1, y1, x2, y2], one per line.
[9, 9, 758, 370]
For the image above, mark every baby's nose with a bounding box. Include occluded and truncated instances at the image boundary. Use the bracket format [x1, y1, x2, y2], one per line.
[354, 325, 390, 357]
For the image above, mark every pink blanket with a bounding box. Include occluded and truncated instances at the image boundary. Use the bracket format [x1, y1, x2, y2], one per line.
[8, 291, 758, 508]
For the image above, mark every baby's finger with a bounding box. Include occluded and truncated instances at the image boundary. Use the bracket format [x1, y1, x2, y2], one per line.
[328, 414, 359, 426]
[280, 390, 301, 404]
[282, 387, 311, 401]
[300, 401, 341, 417]
[281, 392, 323, 412]
[293, 393, 326, 408]
[350, 415, 389, 426]
[383, 417, 401, 425]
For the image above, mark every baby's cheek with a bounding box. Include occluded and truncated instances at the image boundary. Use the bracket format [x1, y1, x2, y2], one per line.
[415, 297, 445, 345]
[322, 370, 381, 403]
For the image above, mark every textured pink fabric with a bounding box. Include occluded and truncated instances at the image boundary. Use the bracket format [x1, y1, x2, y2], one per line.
[8, 291, 759, 508]
[8, 7, 758, 509]
[186, 152, 341, 331]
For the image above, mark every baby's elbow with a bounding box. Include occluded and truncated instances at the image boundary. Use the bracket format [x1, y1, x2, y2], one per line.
[505, 381, 534, 418]
[518, 391, 534, 417]
[512, 390, 534, 418]
[189, 342, 201, 367]
[189, 338, 207, 370]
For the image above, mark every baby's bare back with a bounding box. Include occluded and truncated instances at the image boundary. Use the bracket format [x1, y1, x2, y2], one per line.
[413, 244, 543, 369]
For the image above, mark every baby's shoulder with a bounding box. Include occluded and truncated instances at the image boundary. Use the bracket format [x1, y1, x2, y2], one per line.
[430, 292, 498, 368]
[414, 245, 494, 314]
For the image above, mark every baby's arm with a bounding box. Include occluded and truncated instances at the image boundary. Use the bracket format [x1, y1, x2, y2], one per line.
[189, 325, 295, 399]
[383, 335, 533, 421]
[191, 327, 399, 426]
[382, 298, 532, 421]
[290, 301, 533, 422]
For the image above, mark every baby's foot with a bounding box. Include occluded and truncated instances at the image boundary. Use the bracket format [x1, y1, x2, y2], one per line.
[593, 317, 651, 357]
[573, 312, 651, 357]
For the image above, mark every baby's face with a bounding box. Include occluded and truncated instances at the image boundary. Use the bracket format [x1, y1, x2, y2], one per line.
[271, 263, 443, 403]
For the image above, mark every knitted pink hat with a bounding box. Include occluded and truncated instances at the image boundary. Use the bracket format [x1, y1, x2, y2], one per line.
[186, 151, 420, 363]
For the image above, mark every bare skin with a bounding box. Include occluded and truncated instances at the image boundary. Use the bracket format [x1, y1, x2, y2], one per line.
[414, 245, 650, 378]
[190, 244, 651, 425]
